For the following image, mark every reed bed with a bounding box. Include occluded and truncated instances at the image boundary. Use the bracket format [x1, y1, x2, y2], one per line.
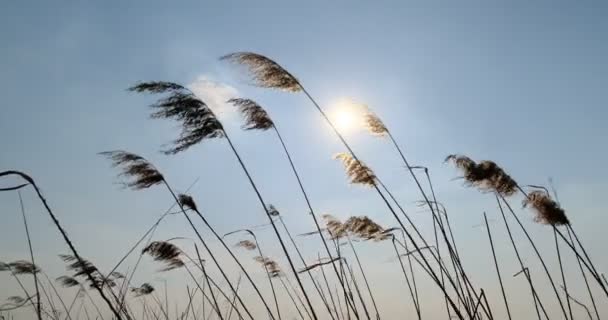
[1, 51, 606, 320]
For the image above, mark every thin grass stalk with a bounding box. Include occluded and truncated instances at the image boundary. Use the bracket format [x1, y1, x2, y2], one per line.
[16, 191, 41, 320]
[225, 276, 242, 320]
[553, 227, 574, 320]
[278, 276, 306, 320]
[398, 230, 421, 316]
[271, 125, 356, 316]
[345, 235, 380, 320]
[0, 171, 122, 320]
[391, 236, 420, 320]
[186, 206, 276, 320]
[553, 228, 608, 296]
[161, 183, 253, 320]
[499, 194, 569, 319]
[193, 246, 225, 320]
[223, 132, 318, 320]
[386, 130, 476, 315]
[39, 272, 72, 320]
[334, 285, 347, 320]
[277, 216, 336, 320]
[495, 194, 548, 320]
[566, 228, 600, 320]
[187, 257, 246, 320]
[483, 212, 512, 320]
[420, 171, 461, 319]
[37, 281, 58, 320]
[223, 229, 281, 320]
[311, 275, 334, 320]
[561, 287, 593, 320]
[65, 287, 83, 319]
[318, 253, 341, 320]
[566, 225, 608, 295]
[182, 263, 225, 320]
[284, 275, 314, 320]
[375, 179, 468, 318]
[297, 89, 467, 319]
[342, 259, 371, 320]
[334, 239, 360, 320]
[82, 305, 91, 320]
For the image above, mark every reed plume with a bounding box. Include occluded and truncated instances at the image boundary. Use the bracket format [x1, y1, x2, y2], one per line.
[129, 81, 224, 154]
[131, 283, 155, 297]
[99, 151, 164, 190]
[363, 111, 388, 137]
[523, 191, 570, 226]
[56, 276, 80, 288]
[142, 241, 185, 271]
[228, 98, 274, 130]
[6, 261, 39, 275]
[235, 240, 257, 251]
[220, 52, 301, 92]
[446, 155, 517, 196]
[334, 153, 377, 187]
[254, 256, 283, 278]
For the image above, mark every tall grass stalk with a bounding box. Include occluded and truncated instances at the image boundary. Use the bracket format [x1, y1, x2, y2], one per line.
[17, 191, 41, 320]
[483, 212, 512, 320]
[223, 229, 282, 320]
[0, 170, 122, 320]
[495, 194, 547, 320]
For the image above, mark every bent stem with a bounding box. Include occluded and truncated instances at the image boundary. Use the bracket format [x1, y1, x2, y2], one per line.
[0, 171, 122, 320]
[17, 191, 42, 320]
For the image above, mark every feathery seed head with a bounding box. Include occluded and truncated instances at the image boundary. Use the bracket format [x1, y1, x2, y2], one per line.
[129, 81, 225, 154]
[221, 52, 301, 92]
[178, 194, 198, 212]
[364, 112, 388, 136]
[523, 191, 570, 226]
[142, 241, 184, 271]
[7, 260, 39, 275]
[446, 154, 517, 196]
[100, 150, 164, 190]
[131, 283, 155, 297]
[334, 153, 377, 187]
[228, 98, 274, 131]
[235, 240, 257, 251]
[56, 276, 80, 288]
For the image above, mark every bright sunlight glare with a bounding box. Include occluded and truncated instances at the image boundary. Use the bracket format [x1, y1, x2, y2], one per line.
[329, 99, 365, 134]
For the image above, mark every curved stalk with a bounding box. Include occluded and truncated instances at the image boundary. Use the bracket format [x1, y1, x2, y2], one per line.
[17, 191, 42, 320]
[0, 171, 122, 320]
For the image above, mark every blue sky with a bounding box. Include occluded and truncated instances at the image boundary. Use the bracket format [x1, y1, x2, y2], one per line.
[1, 1, 607, 319]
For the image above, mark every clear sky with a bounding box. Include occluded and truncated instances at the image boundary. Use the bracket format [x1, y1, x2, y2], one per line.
[1, 1, 607, 319]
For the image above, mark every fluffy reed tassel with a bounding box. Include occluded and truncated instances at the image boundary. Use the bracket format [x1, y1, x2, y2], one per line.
[131, 283, 155, 297]
[364, 111, 388, 137]
[5, 260, 39, 275]
[254, 256, 282, 278]
[334, 153, 377, 187]
[523, 191, 570, 226]
[129, 81, 224, 154]
[228, 98, 274, 130]
[446, 154, 517, 196]
[99, 151, 164, 190]
[56, 276, 80, 288]
[235, 240, 257, 251]
[220, 52, 301, 92]
[142, 241, 185, 271]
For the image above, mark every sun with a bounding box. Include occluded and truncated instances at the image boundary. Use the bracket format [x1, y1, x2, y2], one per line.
[330, 99, 363, 133]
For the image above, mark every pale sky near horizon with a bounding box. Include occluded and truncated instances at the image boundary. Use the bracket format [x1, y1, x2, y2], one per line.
[1, 1, 608, 319]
